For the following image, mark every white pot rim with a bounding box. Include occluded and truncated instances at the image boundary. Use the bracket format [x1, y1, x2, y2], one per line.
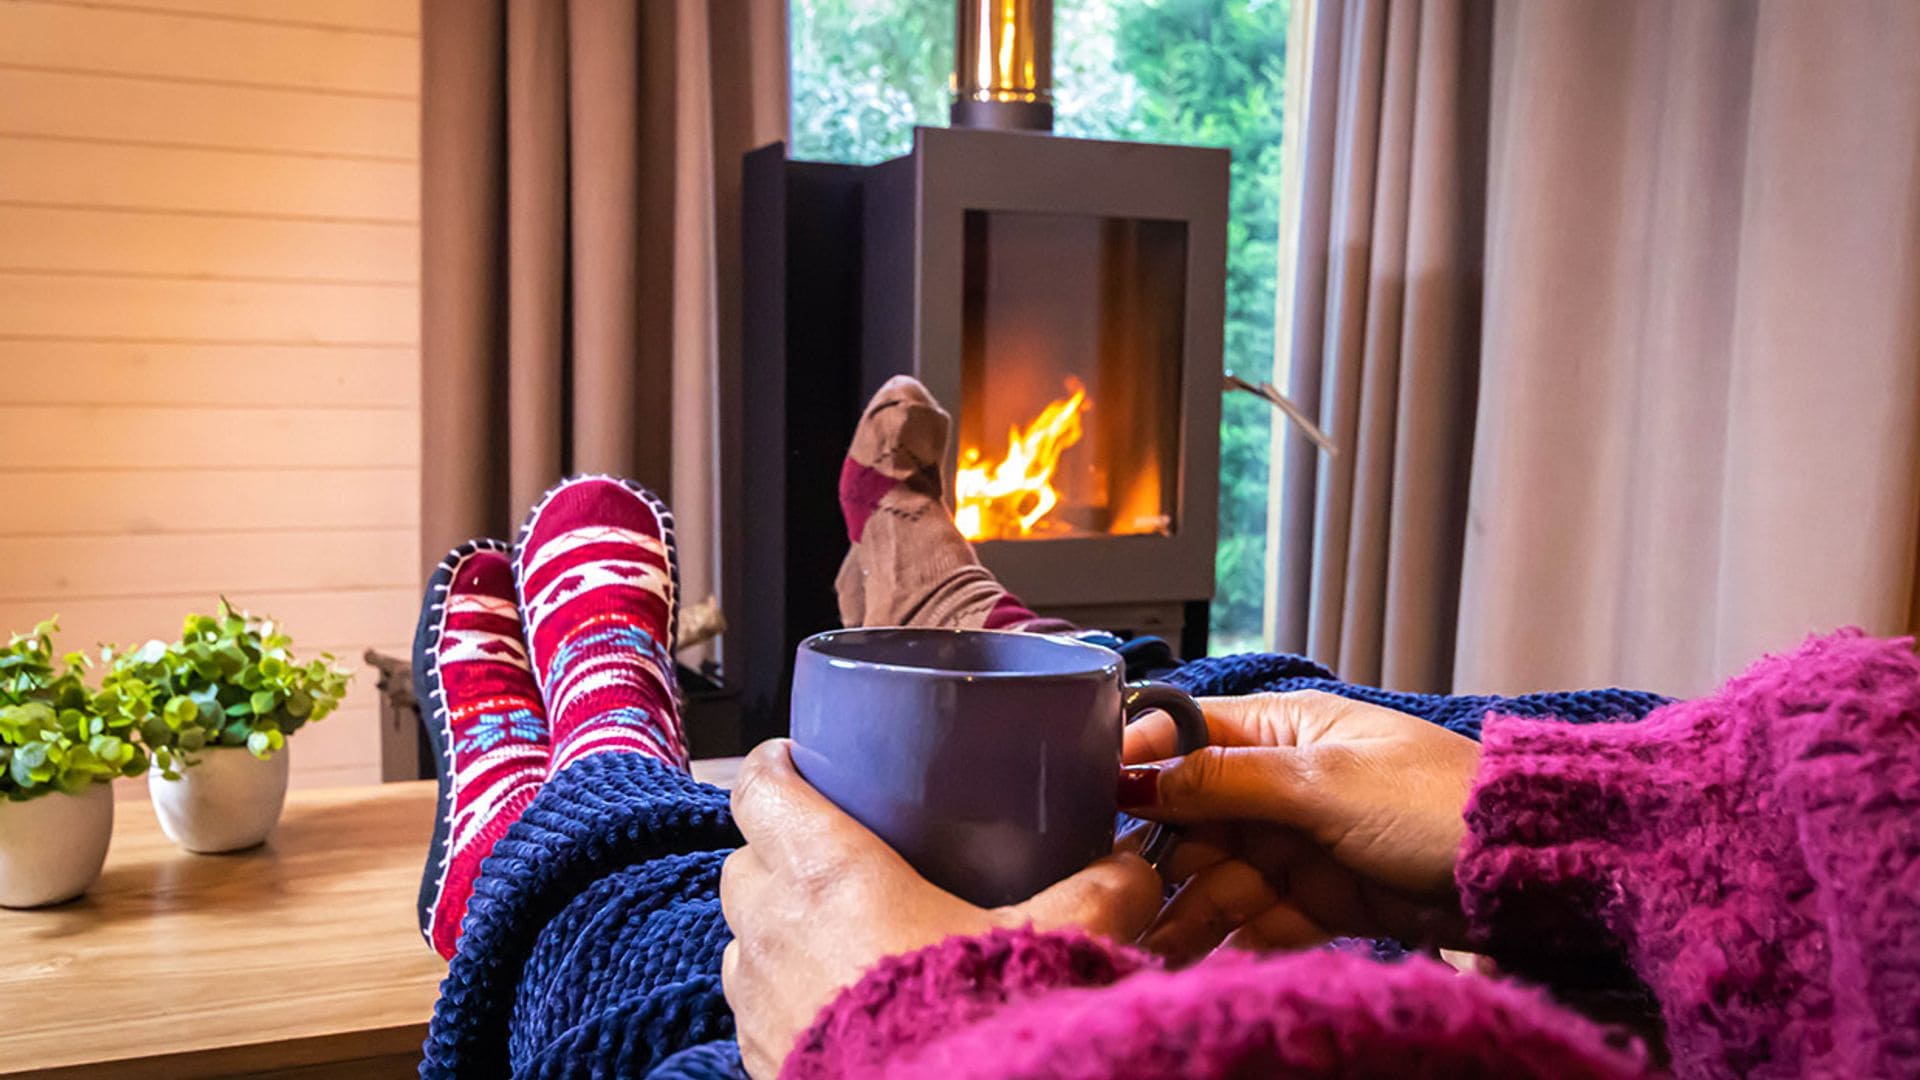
[2, 782, 114, 804]
[151, 742, 285, 775]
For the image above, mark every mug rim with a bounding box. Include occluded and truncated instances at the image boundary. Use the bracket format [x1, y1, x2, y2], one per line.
[797, 626, 1121, 681]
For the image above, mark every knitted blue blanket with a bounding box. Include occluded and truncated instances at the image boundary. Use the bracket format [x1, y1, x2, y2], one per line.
[420, 650, 1670, 1077]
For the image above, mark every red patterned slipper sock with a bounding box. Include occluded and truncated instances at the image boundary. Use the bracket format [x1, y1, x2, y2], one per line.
[836, 375, 1077, 634]
[414, 540, 550, 960]
[514, 475, 687, 774]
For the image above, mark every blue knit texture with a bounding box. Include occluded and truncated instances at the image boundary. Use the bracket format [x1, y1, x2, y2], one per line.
[421, 752, 738, 1077]
[421, 651, 1672, 1077]
[1160, 652, 1672, 740]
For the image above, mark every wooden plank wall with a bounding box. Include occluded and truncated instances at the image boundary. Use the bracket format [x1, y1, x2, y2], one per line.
[0, 0, 422, 788]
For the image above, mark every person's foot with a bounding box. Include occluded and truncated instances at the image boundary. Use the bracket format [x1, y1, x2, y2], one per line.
[835, 376, 1074, 632]
[414, 540, 550, 960]
[514, 475, 687, 773]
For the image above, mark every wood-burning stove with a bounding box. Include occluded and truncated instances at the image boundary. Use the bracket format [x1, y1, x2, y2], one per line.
[861, 125, 1227, 626]
[731, 0, 1229, 744]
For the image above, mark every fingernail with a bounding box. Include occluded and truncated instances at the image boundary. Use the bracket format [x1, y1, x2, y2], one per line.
[1116, 764, 1161, 810]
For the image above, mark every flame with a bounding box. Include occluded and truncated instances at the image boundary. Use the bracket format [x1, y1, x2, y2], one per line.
[954, 384, 1087, 541]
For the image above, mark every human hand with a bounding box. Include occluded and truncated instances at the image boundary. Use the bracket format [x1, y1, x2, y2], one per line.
[1120, 691, 1481, 963]
[721, 739, 1162, 1079]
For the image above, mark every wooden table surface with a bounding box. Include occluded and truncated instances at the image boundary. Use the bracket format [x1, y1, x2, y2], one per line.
[0, 759, 743, 1079]
[0, 781, 447, 1078]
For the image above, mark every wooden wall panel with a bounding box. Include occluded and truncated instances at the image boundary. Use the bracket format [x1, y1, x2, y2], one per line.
[1, 342, 419, 406]
[0, 206, 418, 283]
[84, 0, 418, 35]
[0, 2, 418, 95]
[0, 531, 416, 599]
[0, 68, 417, 158]
[0, 406, 417, 469]
[0, 0, 423, 788]
[0, 137, 418, 221]
[0, 274, 416, 343]
[0, 469, 417, 536]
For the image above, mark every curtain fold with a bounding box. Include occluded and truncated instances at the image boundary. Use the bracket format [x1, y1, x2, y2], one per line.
[421, 0, 788, 638]
[1275, 0, 1920, 696]
[1273, 0, 1490, 691]
[1457, 0, 1920, 695]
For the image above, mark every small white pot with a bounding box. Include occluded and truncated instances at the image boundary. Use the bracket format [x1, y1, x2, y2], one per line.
[0, 784, 114, 908]
[149, 745, 291, 853]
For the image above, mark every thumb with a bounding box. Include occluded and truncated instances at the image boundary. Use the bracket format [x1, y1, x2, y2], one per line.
[1012, 853, 1162, 941]
[1121, 745, 1333, 831]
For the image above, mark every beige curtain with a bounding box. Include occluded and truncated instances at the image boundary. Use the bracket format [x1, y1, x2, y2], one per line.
[1457, 0, 1920, 696]
[1272, 0, 1492, 691]
[420, 0, 788, 633]
[1277, 0, 1920, 696]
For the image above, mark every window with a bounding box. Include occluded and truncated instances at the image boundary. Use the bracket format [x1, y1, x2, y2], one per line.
[792, 0, 1292, 653]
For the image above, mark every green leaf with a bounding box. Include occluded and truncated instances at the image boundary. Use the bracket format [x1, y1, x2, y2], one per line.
[163, 695, 198, 727]
[249, 689, 279, 716]
[215, 642, 248, 678]
[188, 687, 222, 721]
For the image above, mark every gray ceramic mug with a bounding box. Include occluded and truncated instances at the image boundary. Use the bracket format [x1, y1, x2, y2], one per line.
[789, 627, 1209, 908]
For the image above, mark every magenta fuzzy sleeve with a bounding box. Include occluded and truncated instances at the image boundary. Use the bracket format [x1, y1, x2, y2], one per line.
[1456, 630, 1920, 1080]
[779, 926, 1151, 1078]
[785, 927, 1650, 1078]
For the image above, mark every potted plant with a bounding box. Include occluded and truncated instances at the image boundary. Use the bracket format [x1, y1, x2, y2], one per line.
[105, 602, 350, 853]
[0, 620, 146, 907]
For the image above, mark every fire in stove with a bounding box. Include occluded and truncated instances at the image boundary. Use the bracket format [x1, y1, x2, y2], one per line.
[954, 381, 1088, 541]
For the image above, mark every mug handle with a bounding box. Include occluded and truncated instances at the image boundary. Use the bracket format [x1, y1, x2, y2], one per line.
[1121, 682, 1209, 868]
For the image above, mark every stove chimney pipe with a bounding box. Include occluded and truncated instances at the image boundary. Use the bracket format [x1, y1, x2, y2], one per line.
[951, 0, 1053, 132]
